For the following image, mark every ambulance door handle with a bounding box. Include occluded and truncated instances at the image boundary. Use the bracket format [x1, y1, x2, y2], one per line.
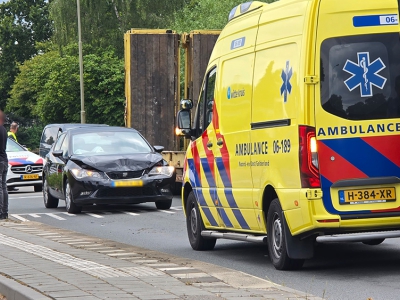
[207, 142, 213, 148]
[217, 140, 223, 146]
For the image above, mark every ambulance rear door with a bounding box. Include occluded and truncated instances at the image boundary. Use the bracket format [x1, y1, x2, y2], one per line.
[315, 0, 400, 218]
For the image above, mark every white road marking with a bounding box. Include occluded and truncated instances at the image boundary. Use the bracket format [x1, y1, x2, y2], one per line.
[97, 250, 125, 253]
[170, 207, 182, 211]
[10, 214, 30, 222]
[45, 213, 66, 220]
[122, 211, 139, 216]
[29, 214, 41, 218]
[158, 210, 175, 214]
[85, 213, 104, 219]
[61, 212, 76, 216]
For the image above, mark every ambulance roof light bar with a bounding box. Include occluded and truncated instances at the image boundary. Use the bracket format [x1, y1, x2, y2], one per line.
[228, 1, 265, 22]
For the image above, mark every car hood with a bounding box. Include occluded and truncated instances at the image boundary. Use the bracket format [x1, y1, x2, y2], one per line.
[7, 151, 44, 166]
[70, 153, 162, 172]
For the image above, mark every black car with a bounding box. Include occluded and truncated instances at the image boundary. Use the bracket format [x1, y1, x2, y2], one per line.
[39, 123, 108, 159]
[42, 126, 176, 213]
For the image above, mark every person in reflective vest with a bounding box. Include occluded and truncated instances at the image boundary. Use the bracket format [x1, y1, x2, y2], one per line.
[7, 122, 18, 142]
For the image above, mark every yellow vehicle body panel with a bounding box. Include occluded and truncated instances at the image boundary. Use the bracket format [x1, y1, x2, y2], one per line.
[182, 0, 400, 240]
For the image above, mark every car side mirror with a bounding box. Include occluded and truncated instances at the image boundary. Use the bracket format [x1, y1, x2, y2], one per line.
[153, 145, 164, 153]
[180, 99, 193, 110]
[176, 110, 192, 139]
[52, 150, 63, 157]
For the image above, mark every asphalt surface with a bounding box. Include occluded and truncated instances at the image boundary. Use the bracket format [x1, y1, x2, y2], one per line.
[8, 186, 400, 300]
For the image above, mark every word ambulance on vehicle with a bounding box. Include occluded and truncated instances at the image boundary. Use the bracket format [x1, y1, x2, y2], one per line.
[176, 0, 400, 270]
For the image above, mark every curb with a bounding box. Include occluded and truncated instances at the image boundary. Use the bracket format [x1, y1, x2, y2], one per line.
[0, 274, 50, 300]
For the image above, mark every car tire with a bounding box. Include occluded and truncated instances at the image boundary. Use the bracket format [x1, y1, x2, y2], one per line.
[65, 180, 82, 214]
[43, 177, 59, 208]
[186, 191, 216, 251]
[362, 238, 385, 246]
[34, 184, 43, 192]
[155, 199, 172, 210]
[267, 198, 304, 270]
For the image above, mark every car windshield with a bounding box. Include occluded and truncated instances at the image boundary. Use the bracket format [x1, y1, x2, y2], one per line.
[6, 138, 25, 152]
[72, 131, 153, 155]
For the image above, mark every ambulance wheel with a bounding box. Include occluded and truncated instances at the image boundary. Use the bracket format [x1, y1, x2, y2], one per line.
[267, 199, 304, 270]
[186, 191, 216, 251]
[362, 239, 385, 246]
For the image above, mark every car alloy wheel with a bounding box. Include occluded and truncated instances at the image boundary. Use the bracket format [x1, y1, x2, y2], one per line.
[65, 181, 82, 214]
[43, 178, 59, 209]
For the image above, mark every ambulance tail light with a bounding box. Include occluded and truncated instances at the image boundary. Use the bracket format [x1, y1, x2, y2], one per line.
[299, 126, 320, 188]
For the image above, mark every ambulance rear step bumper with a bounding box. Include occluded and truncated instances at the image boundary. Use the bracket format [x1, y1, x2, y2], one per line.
[316, 230, 400, 243]
[201, 231, 267, 243]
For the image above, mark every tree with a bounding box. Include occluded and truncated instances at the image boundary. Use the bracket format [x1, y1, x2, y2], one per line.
[172, 0, 276, 32]
[8, 44, 125, 126]
[50, 0, 189, 57]
[0, 0, 52, 108]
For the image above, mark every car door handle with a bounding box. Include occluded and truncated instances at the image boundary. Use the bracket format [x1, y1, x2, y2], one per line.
[207, 142, 213, 148]
[217, 140, 223, 146]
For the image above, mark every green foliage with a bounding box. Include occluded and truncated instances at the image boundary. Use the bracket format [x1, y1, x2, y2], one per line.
[0, 0, 52, 108]
[50, 0, 189, 57]
[8, 44, 124, 126]
[172, 0, 276, 32]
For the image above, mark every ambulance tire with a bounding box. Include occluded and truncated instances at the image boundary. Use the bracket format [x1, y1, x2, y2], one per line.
[186, 191, 216, 251]
[362, 239, 385, 246]
[267, 199, 305, 270]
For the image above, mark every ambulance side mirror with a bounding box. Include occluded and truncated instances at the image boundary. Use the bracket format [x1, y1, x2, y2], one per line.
[180, 99, 193, 110]
[176, 110, 192, 138]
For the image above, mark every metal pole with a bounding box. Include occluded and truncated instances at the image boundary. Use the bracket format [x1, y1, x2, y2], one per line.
[77, 0, 86, 123]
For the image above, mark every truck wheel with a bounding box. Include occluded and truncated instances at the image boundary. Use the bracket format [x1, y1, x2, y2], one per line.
[186, 191, 216, 250]
[362, 239, 385, 246]
[267, 198, 304, 270]
[65, 180, 82, 214]
[155, 199, 172, 210]
[43, 177, 59, 208]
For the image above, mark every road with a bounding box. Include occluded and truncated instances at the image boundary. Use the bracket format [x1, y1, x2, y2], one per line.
[8, 187, 400, 300]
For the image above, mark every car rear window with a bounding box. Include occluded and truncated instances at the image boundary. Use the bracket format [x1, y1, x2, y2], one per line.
[320, 33, 400, 120]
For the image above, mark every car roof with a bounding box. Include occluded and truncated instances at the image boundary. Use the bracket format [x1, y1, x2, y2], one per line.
[44, 123, 109, 131]
[67, 126, 139, 135]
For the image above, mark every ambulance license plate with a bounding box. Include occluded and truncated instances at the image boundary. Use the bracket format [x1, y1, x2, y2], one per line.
[21, 174, 39, 180]
[339, 188, 396, 204]
[111, 180, 143, 188]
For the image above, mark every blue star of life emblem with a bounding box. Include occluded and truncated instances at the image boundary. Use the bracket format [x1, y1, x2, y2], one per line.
[280, 61, 292, 103]
[343, 52, 387, 97]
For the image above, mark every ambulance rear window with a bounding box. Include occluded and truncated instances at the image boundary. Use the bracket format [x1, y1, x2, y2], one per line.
[320, 33, 400, 120]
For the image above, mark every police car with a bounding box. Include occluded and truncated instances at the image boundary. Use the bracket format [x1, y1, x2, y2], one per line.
[7, 138, 43, 192]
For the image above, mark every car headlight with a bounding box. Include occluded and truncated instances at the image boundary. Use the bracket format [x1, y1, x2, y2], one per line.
[71, 168, 104, 179]
[148, 166, 174, 177]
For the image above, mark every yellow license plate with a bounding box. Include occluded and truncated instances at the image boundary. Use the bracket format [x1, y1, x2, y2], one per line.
[339, 187, 396, 204]
[21, 174, 39, 180]
[111, 180, 143, 188]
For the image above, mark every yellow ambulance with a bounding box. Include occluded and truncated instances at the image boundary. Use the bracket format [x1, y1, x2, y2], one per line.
[176, 0, 400, 270]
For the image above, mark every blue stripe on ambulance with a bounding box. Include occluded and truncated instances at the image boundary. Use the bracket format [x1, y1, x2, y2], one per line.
[215, 158, 232, 187]
[200, 158, 216, 187]
[323, 138, 400, 177]
[225, 189, 250, 229]
[215, 157, 250, 229]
